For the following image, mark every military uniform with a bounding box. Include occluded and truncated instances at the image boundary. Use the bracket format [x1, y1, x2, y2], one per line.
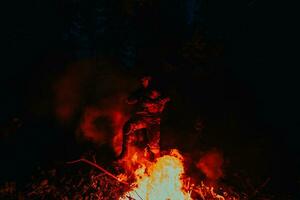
[120, 90, 170, 159]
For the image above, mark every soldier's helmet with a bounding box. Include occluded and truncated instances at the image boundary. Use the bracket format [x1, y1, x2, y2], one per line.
[140, 76, 152, 88]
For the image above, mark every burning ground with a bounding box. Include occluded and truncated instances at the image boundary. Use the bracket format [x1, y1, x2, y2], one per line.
[1, 148, 273, 200]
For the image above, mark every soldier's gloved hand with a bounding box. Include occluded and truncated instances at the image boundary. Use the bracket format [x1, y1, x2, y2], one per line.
[163, 97, 171, 103]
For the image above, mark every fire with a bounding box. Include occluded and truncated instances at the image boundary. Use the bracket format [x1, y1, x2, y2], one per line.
[120, 149, 192, 200]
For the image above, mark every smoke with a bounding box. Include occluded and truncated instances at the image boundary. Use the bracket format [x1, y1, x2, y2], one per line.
[52, 59, 137, 154]
[78, 96, 130, 155]
[53, 60, 91, 122]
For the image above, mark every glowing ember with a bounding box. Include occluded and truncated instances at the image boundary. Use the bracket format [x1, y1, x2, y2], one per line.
[120, 149, 192, 200]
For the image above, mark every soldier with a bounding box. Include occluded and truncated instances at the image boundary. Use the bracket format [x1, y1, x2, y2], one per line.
[119, 76, 170, 159]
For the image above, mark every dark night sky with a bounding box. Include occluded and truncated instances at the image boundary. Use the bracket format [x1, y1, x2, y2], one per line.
[2, 0, 296, 146]
[1, 0, 299, 197]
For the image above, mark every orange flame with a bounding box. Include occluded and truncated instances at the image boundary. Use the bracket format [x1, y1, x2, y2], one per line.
[120, 149, 192, 200]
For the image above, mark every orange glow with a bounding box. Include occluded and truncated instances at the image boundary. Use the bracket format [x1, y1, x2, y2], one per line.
[78, 102, 130, 154]
[111, 110, 129, 155]
[120, 149, 192, 200]
[196, 149, 224, 182]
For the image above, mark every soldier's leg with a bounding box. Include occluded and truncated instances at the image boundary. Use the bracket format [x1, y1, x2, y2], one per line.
[119, 119, 134, 159]
[147, 123, 161, 158]
[119, 118, 146, 159]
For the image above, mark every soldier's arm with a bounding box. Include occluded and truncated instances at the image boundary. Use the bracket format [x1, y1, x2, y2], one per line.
[161, 97, 171, 103]
[125, 90, 142, 105]
[156, 97, 170, 112]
